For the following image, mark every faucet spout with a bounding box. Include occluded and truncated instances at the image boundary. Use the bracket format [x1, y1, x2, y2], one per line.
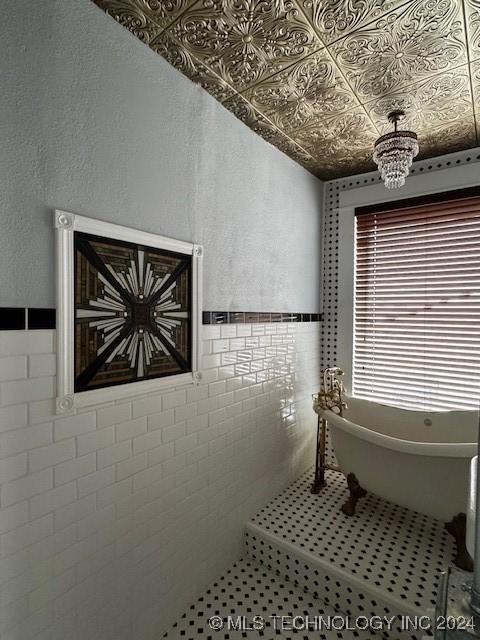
[314, 366, 347, 417]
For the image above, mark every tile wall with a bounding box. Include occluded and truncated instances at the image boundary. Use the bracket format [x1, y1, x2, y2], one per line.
[0, 321, 320, 640]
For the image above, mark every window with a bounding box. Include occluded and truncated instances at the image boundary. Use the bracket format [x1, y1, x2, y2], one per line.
[353, 188, 480, 411]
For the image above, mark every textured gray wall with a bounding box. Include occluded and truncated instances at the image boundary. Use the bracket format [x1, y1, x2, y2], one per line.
[0, 0, 323, 311]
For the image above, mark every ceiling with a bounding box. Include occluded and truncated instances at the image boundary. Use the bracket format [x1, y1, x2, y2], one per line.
[93, 0, 480, 180]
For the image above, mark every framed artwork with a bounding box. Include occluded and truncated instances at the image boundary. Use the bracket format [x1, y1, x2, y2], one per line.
[54, 210, 202, 413]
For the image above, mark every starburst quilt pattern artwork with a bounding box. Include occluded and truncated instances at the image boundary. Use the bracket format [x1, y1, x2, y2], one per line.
[74, 232, 192, 392]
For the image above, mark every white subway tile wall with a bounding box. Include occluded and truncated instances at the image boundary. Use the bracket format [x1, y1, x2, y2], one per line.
[0, 324, 320, 640]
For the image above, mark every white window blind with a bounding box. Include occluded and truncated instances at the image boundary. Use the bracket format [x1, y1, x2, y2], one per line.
[353, 189, 480, 411]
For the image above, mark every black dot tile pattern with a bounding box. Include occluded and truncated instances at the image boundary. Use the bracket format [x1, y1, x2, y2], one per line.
[244, 533, 426, 640]
[334, 152, 480, 192]
[162, 558, 376, 640]
[320, 180, 340, 469]
[246, 468, 455, 636]
[320, 182, 339, 374]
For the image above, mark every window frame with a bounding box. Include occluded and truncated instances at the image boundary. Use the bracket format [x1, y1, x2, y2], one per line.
[353, 187, 480, 410]
[334, 161, 480, 400]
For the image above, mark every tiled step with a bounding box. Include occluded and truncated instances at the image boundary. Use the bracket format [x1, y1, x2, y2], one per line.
[245, 468, 459, 640]
[162, 558, 375, 640]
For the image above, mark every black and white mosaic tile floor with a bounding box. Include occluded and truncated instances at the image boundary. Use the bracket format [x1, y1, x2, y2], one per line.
[163, 468, 460, 640]
[162, 559, 373, 640]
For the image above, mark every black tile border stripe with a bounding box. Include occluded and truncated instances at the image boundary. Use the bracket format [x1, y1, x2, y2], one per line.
[0, 308, 322, 330]
[0, 308, 26, 330]
[28, 308, 56, 330]
[203, 311, 322, 324]
[0, 308, 56, 330]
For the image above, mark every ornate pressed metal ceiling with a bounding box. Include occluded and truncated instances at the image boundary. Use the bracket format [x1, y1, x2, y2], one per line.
[93, 0, 480, 180]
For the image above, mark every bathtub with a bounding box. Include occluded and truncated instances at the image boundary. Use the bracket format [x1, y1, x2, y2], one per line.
[323, 395, 478, 522]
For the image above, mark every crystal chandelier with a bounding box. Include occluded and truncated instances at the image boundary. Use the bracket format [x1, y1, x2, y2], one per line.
[373, 110, 419, 189]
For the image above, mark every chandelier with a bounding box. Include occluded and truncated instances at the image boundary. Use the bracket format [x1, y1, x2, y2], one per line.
[373, 110, 419, 189]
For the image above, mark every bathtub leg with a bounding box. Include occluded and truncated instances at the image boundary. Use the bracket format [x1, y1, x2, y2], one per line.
[341, 473, 367, 516]
[445, 513, 473, 572]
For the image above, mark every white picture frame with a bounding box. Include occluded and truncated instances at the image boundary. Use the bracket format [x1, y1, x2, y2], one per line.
[54, 210, 203, 414]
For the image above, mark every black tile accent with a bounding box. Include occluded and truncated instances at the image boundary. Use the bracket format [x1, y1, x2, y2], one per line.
[0, 307, 321, 330]
[28, 308, 56, 330]
[0, 308, 26, 330]
[229, 312, 245, 323]
[203, 311, 322, 324]
[211, 312, 229, 324]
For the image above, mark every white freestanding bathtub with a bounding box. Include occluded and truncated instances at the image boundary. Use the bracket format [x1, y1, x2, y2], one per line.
[324, 395, 478, 522]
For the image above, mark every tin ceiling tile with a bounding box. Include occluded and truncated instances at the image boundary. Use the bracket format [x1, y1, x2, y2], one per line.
[472, 58, 480, 95]
[328, 0, 468, 101]
[299, 0, 410, 46]
[464, 0, 480, 61]
[222, 93, 320, 173]
[94, 0, 479, 178]
[293, 108, 378, 152]
[168, 0, 322, 91]
[315, 153, 377, 180]
[93, 0, 194, 41]
[242, 49, 360, 134]
[151, 31, 236, 102]
[291, 109, 378, 177]
[470, 59, 480, 140]
[365, 68, 474, 133]
[417, 117, 477, 158]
